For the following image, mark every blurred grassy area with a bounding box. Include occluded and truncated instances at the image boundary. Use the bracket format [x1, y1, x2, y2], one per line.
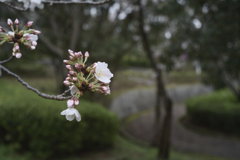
[0, 135, 230, 160]
[0, 68, 220, 160]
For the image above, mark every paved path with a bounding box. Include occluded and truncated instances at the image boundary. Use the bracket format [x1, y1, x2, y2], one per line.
[125, 104, 240, 160]
[110, 85, 240, 160]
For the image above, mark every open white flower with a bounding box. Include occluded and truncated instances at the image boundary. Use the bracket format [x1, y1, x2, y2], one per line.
[70, 85, 79, 96]
[61, 108, 81, 122]
[94, 62, 113, 83]
[23, 33, 38, 41]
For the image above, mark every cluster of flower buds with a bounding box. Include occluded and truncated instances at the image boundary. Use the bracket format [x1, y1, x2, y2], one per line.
[0, 19, 40, 58]
[61, 49, 113, 122]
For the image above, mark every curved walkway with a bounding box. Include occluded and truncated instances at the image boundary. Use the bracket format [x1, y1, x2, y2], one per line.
[110, 85, 240, 160]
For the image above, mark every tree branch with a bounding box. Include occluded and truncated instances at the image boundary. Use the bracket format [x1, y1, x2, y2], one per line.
[0, 64, 71, 101]
[0, 2, 27, 11]
[0, 56, 14, 64]
[42, 0, 113, 6]
[1, 0, 113, 12]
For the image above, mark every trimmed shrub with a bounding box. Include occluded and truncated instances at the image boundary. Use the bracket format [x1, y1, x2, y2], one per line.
[0, 81, 119, 159]
[186, 89, 240, 135]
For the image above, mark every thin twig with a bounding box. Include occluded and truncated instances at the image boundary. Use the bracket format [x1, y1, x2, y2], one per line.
[42, 0, 113, 5]
[0, 2, 27, 11]
[0, 56, 14, 64]
[1, 0, 113, 12]
[0, 64, 72, 101]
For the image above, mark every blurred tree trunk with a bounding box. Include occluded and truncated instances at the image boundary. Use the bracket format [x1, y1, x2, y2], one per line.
[137, 0, 172, 159]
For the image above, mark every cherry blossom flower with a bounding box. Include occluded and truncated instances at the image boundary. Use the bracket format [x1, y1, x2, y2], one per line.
[94, 62, 113, 83]
[61, 108, 81, 122]
[70, 85, 79, 96]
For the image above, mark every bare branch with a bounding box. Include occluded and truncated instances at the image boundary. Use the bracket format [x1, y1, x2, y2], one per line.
[0, 56, 14, 65]
[0, 2, 27, 11]
[42, 0, 113, 5]
[1, 0, 112, 12]
[0, 64, 71, 101]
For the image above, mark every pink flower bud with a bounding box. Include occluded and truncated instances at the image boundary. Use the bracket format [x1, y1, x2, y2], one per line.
[69, 71, 76, 76]
[74, 99, 79, 106]
[72, 77, 78, 83]
[31, 46, 36, 50]
[75, 51, 82, 58]
[67, 74, 71, 77]
[63, 60, 69, 64]
[30, 30, 41, 35]
[101, 86, 108, 91]
[92, 62, 97, 68]
[0, 26, 5, 32]
[69, 56, 75, 61]
[66, 65, 72, 70]
[31, 41, 37, 46]
[67, 99, 74, 108]
[26, 21, 33, 28]
[63, 80, 70, 86]
[75, 63, 81, 70]
[7, 19, 13, 26]
[68, 49, 75, 57]
[14, 19, 19, 25]
[85, 51, 89, 58]
[15, 52, 22, 59]
[66, 77, 71, 81]
[15, 44, 19, 50]
[25, 35, 31, 41]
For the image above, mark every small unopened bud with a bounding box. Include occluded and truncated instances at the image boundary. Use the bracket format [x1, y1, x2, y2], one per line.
[66, 65, 72, 70]
[92, 62, 97, 68]
[68, 49, 75, 57]
[63, 80, 70, 86]
[34, 30, 41, 34]
[69, 70, 76, 76]
[15, 52, 22, 59]
[67, 99, 74, 108]
[66, 77, 71, 81]
[75, 63, 81, 70]
[75, 51, 82, 58]
[30, 46, 36, 50]
[7, 19, 13, 26]
[15, 43, 19, 50]
[14, 19, 19, 25]
[72, 77, 78, 83]
[69, 56, 75, 61]
[31, 41, 37, 46]
[0, 26, 5, 32]
[63, 60, 70, 64]
[74, 99, 79, 106]
[26, 21, 33, 28]
[85, 51, 89, 58]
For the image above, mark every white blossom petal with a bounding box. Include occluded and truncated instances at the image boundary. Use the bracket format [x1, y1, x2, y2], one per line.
[94, 62, 113, 83]
[70, 85, 78, 96]
[60, 108, 81, 122]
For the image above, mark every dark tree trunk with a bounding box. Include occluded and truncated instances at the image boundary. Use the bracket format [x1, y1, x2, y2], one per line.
[158, 97, 172, 160]
[137, 0, 172, 159]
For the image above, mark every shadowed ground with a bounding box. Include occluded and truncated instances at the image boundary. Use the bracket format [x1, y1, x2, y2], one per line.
[110, 85, 240, 160]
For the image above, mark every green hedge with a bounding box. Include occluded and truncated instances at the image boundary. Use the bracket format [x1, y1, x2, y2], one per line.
[0, 81, 119, 159]
[186, 89, 240, 135]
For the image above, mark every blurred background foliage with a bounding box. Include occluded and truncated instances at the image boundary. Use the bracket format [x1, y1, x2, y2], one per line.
[0, 0, 240, 159]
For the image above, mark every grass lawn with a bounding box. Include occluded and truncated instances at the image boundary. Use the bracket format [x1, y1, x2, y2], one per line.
[0, 135, 230, 160]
